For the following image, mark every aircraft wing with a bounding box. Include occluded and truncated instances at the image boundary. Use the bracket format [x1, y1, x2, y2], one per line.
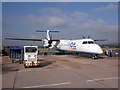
[51, 40, 60, 41]
[4, 38, 42, 41]
[4, 37, 60, 42]
[94, 39, 107, 41]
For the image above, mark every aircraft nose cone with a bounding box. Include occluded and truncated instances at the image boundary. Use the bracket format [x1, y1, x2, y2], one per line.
[99, 48, 103, 54]
[95, 45, 103, 54]
[89, 44, 103, 54]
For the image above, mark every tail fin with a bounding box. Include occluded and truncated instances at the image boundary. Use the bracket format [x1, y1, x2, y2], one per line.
[36, 30, 59, 40]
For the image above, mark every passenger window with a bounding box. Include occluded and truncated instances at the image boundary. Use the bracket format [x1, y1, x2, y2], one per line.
[83, 41, 87, 44]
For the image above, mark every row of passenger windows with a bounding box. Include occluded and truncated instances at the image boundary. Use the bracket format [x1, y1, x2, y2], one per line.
[83, 41, 94, 44]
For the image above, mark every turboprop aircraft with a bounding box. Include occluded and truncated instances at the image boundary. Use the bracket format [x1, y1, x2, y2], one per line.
[4, 30, 105, 59]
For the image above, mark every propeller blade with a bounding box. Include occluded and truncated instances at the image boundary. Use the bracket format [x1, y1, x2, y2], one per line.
[88, 35, 90, 38]
[50, 34, 52, 40]
[82, 35, 85, 39]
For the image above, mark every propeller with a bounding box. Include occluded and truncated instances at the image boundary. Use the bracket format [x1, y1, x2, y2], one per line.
[48, 34, 53, 47]
[88, 35, 90, 39]
[82, 35, 90, 39]
[82, 35, 85, 39]
[82, 35, 106, 41]
[50, 34, 52, 40]
[48, 40, 52, 47]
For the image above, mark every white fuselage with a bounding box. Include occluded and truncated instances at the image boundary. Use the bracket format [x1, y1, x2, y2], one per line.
[56, 39, 103, 54]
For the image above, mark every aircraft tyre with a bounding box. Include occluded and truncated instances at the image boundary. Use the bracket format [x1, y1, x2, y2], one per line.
[24, 64, 28, 68]
[24, 66, 28, 68]
[92, 54, 98, 59]
[44, 52, 47, 56]
[11, 59, 15, 63]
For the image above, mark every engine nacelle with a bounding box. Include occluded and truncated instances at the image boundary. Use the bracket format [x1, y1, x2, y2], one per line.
[42, 39, 53, 47]
[48, 40, 52, 45]
[42, 39, 57, 48]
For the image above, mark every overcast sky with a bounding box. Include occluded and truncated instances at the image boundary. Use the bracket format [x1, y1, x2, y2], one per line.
[2, 2, 118, 46]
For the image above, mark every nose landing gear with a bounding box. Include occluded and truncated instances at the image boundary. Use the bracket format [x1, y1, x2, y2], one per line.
[92, 54, 98, 59]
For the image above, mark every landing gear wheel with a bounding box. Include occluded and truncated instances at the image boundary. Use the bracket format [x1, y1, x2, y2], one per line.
[24, 64, 28, 68]
[24, 66, 28, 68]
[92, 54, 98, 59]
[76, 52, 79, 55]
[11, 59, 15, 63]
[19, 60, 23, 64]
[44, 52, 47, 56]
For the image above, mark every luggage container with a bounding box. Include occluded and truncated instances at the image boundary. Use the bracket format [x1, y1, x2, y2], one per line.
[9, 48, 23, 63]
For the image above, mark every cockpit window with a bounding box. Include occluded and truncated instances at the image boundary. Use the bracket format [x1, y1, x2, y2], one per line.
[88, 41, 94, 44]
[83, 41, 87, 44]
[82, 41, 94, 44]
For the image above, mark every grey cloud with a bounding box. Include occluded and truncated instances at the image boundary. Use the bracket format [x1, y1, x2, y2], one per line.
[94, 3, 118, 11]
[20, 14, 69, 28]
[71, 11, 88, 17]
[71, 11, 88, 22]
[3, 20, 13, 27]
[38, 7, 61, 14]
[18, 9, 118, 44]
[68, 18, 118, 43]
[20, 11, 117, 34]
[19, 10, 89, 28]
[81, 19, 107, 30]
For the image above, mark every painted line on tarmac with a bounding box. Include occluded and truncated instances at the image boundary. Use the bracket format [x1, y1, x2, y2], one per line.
[18, 67, 72, 72]
[21, 82, 71, 88]
[87, 77, 120, 82]
[44, 67, 72, 71]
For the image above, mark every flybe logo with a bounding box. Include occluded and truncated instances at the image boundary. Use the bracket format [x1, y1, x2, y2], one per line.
[70, 42, 76, 50]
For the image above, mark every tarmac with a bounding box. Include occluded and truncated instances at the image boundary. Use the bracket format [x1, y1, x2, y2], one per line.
[2, 55, 119, 89]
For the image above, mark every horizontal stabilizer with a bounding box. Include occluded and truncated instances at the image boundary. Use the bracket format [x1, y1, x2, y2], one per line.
[36, 30, 59, 32]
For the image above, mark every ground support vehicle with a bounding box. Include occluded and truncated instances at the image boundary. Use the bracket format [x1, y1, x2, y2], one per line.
[24, 46, 40, 68]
